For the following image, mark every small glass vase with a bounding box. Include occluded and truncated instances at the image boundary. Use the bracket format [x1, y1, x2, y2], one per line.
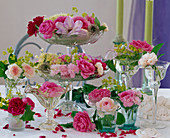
[8, 113, 24, 131]
[119, 106, 139, 130]
[97, 110, 117, 133]
[5, 78, 27, 98]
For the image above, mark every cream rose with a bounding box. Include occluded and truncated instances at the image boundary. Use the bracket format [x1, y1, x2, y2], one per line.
[95, 62, 104, 76]
[22, 63, 35, 79]
[5, 64, 22, 80]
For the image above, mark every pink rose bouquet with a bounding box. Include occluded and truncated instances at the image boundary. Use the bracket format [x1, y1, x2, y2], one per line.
[39, 81, 65, 98]
[0, 96, 35, 121]
[88, 89, 111, 104]
[118, 89, 142, 108]
[73, 111, 96, 132]
[27, 8, 108, 39]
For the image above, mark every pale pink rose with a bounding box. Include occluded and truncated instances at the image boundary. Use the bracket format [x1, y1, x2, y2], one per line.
[88, 89, 111, 104]
[5, 64, 22, 80]
[59, 65, 69, 77]
[129, 40, 153, 52]
[73, 111, 96, 132]
[77, 59, 95, 79]
[138, 52, 158, 67]
[50, 64, 60, 76]
[22, 63, 35, 79]
[39, 20, 55, 39]
[118, 90, 142, 107]
[96, 97, 118, 112]
[95, 62, 104, 76]
[67, 63, 79, 78]
[39, 81, 65, 98]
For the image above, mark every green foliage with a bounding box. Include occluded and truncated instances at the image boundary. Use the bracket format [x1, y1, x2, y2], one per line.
[157, 53, 165, 59]
[92, 109, 97, 123]
[20, 105, 35, 121]
[105, 60, 116, 73]
[71, 111, 79, 118]
[151, 43, 163, 55]
[82, 84, 97, 95]
[94, 17, 106, 31]
[8, 54, 17, 64]
[60, 122, 73, 128]
[0, 61, 7, 79]
[116, 112, 125, 125]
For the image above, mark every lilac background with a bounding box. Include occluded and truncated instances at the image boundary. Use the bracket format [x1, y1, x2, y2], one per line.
[128, 0, 170, 88]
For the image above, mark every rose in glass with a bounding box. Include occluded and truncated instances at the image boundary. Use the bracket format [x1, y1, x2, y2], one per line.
[96, 97, 118, 112]
[8, 97, 27, 116]
[129, 40, 153, 52]
[73, 111, 96, 132]
[39, 20, 55, 39]
[77, 59, 95, 79]
[39, 81, 65, 98]
[88, 89, 111, 104]
[118, 90, 142, 107]
[22, 63, 35, 79]
[22, 97, 35, 110]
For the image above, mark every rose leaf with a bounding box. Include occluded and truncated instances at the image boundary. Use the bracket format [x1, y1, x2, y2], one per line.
[116, 112, 125, 125]
[20, 105, 35, 121]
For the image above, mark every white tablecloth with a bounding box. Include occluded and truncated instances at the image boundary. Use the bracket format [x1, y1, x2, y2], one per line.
[0, 86, 170, 138]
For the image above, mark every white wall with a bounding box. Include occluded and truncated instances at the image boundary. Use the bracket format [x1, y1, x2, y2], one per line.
[0, 0, 132, 85]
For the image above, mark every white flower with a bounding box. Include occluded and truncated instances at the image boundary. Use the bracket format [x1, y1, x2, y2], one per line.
[5, 64, 22, 80]
[95, 62, 103, 76]
[22, 63, 35, 79]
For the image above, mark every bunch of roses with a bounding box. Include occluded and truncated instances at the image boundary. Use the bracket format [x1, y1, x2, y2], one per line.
[118, 89, 142, 108]
[27, 13, 108, 39]
[38, 81, 65, 98]
[0, 47, 35, 80]
[8, 97, 35, 116]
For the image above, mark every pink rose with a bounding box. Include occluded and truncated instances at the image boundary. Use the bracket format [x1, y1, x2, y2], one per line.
[96, 97, 118, 112]
[77, 59, 95, 79]
[39, 20, 55, 39]
[73, 111, 96, 132]
[22, 63, 35, 79]
[39, 81, 65, 98]
[85, 15, 95, 24]
[22, 97, 35, 110]
[138, 52, 158, 68]
[118, 90, 142, 107]
[129, 40, 153, 52]
[67, 63, 79, 78]
[88, 89, 111, 104]
[8, 97, 27, 116]
[73, 16, 89, 30]
[92, 59, 107, 70]
[5, 64, 22, 80]
[59, 65, 69, 77]
[54, 16, 67, 25]
[50, 64, 60, 76]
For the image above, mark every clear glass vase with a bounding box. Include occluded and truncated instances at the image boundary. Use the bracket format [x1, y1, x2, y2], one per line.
[8, 113, 24, 131]
[97, 110, 117, 133]
[5, 78, 27, 98]
[119, 106, 139, 130]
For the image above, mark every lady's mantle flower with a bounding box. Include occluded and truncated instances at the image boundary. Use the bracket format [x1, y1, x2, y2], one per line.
[56, 16, 88, 36]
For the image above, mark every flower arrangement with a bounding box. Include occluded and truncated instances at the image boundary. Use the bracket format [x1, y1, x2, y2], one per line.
[27, 7, 108, 41]
[0, 47, 35, 80]
[35, 49, 107, 80]
[0, 96, 35, 121]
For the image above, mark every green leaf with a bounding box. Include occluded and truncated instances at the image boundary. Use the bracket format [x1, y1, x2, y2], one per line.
[116, 112, 125, 125]
[151, 43, 164, 55]
[94, 119, 102, 130]
[94, 17, 100, 27]
[60, 122, 73, 128]
[0, 105, 8, 110]
[71, 111, 79, 118]
[92, 109, 97, 122]
[20, 105, 35, 121]
[82, 84, 97, 95]
[105, 59, 116, 73]
[157, 53, 165, 59]
[99, 26, 106, 31]
[8, 54, 17, 64]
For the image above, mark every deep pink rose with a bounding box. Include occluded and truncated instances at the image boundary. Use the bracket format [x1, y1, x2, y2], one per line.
[85, 15, 95, 24]
[73, 16, 89, 30]
[77, 59, 95, 79]
[54, 16, 67, 24]
[22, 97, 35, 110]
[92, 59, 107, 70]
[39, 20, 55, 39]
[8, 97, 27, 116]
[129, 40, 153, 52]
[73, 111, 95, 132]
[118, 90, 142, 107]
[39, 81, 65, 98]
[88, 89, 111, 103]
[59, 65, 69, 77]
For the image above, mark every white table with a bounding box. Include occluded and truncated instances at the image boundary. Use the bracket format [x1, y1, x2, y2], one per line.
[0, 86, 170, 138]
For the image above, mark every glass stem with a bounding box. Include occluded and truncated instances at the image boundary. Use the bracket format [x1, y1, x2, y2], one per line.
[65, 81, 73, 101]
[46, 109, 54, 123]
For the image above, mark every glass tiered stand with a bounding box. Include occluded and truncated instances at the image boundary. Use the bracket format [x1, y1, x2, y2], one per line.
[38, 31, 107, 114]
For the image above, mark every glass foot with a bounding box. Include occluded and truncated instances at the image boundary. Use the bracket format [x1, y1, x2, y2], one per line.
[142, 87, 152, 95]
[140, 120, 166, 129]
[56, 100, 85, 114]
[119, 124, 140, 130]
[39, 120, 58, 131]
[99, 127, 115, 133]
